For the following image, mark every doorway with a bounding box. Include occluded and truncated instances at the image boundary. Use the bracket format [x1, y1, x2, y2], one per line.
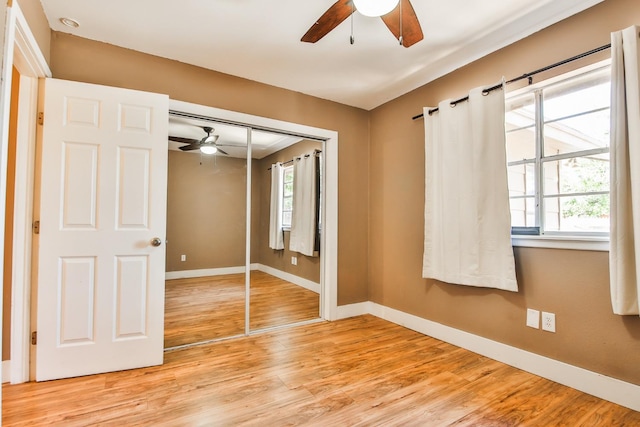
[163, 109, 329, 349]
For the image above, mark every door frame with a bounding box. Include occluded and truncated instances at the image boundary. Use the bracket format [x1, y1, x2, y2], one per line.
[169, 100, 339, 324]
[0, 3, 51, 384]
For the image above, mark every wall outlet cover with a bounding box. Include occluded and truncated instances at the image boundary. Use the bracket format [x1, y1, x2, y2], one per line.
[542, 311, 556, 333]
[526, 308, 540, 329]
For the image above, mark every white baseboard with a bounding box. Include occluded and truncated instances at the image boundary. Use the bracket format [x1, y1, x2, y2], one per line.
[336, 301, 640, 412]
[253, 263, 320, 294]
[165, 264, 320, 294]
[2, 360, 11, 384]
[336, 301, 372, 319]
[165, 266, 245, 280]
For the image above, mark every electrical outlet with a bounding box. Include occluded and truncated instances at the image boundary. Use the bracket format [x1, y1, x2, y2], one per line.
[526, 309, 540, 329]
[180, 254, 186, 262]
[291, 256, 297, 265]
[542, 312, 556, 332]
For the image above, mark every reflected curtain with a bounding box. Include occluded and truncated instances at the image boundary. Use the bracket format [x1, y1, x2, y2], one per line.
[290, 153, 317, 256]
[610, 25, 640, 315]
[269, 162, 285, 250]
[422, 84, 518, 292]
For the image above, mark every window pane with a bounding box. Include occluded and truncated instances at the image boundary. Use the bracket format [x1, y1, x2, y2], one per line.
[544, 194, 610, 233]
[283, 182, 293, 197]
[283, 167, 294, 183]
[506, 93, 536, 161]
[508, 163, 535, 197]
[510, 196, 536, 227]
[282, 211, 292, 227]
[543, 69, 610, 121]
[543, 109, 610, 156]
[542, 68, 610, 156]
[543, 155, 609, 196]
[283, 196, 293, 211]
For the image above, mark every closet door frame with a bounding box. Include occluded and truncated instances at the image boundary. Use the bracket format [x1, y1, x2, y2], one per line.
[169, 100, 339, 332]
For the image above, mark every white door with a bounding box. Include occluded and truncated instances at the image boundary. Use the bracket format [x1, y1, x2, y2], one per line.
[35, 78, 169, 381]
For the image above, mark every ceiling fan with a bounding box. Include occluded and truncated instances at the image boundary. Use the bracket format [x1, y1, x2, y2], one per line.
[169, 126, 228, 155]
[301, 0, 423, 47]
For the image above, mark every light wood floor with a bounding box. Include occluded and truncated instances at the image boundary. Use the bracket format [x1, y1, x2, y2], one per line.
[164, 271, 320, 348]
[4, 315, 639, 426]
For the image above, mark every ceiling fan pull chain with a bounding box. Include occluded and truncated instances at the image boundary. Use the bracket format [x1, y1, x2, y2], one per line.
[350, 2, 355, 45]
[399, 0, 403, 46]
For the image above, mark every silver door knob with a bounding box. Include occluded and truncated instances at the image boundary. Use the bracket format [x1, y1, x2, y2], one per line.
[151, 237, 162, 247]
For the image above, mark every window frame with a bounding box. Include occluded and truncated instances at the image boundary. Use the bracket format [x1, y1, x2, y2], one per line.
[506, 60, 611, 251]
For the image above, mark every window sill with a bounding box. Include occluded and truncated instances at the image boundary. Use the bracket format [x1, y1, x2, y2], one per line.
[511, 235, 609, 252]
[282, 226, 291, 232]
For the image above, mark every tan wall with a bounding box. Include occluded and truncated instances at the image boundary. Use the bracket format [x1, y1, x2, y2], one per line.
[14, 0, 50, 63]
[369, 0, 640, 385]
[166, 151, 247, 272]
[50, 32, 370, 304]
[254, 140, 322, 283]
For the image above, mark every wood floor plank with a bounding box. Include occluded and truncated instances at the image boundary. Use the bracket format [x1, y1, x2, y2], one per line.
[4, 315, 639, 426]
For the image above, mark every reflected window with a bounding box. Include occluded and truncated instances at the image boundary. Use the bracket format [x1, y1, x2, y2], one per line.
[506, 63, 610, 235]
[282, 165, 294, 228]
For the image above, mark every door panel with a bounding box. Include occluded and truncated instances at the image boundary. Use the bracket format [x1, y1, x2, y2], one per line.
[117, 147, 150, 229]
[59, 256, 95, 344]
[115, 255, 148, 338]
[61, 142, 98, 228]
[36, 78, 168, 381]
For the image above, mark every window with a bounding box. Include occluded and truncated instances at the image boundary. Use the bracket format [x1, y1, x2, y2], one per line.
[506, 63, 610, 237]
[281, 165, 294, 228]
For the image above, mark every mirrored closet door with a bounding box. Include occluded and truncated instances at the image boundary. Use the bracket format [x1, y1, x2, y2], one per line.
[163, 112, 323, 350]
[164, 116, 248, 348]
[249, 130, 322, 332]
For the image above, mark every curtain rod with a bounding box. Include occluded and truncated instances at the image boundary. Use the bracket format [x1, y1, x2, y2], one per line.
[267, 150, 322, 170]
[411, 43, 612, 121]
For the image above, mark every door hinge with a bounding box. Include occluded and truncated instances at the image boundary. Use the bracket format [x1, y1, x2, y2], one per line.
[37, 112, 44, 125]
[33, 220, 40, 234]
[31, 331, 37, 345]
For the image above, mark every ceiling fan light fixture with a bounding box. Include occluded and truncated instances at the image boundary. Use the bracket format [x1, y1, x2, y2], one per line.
[352, 0, 399, 17]
[200, 146, 218, 155]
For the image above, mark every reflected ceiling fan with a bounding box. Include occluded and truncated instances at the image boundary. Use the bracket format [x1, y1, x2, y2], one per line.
[301, 0, 423, 47]
[169, 126, 228, 155]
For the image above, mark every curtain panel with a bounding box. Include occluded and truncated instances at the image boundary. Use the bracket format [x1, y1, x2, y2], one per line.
[269, 162, 285, 250]
[423, 84, 518, 292]
[290, 153, 317, 256]
[610, 25, 640, 315]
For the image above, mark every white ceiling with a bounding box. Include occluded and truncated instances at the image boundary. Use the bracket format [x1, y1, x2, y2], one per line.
[39, 0, 602, 110]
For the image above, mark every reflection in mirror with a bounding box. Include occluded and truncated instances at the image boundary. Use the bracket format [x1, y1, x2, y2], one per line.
[164, 116, 248, 348]
[250, 131, 322, 331]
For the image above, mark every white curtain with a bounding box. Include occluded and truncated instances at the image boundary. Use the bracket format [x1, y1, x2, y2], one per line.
[268, 162, 285, 250]
[610, 25, 640, 315]
[422, 84, 518, 292]
[290, 153, 317, 256]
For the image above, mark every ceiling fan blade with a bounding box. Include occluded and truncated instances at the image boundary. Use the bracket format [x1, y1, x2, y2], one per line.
[381, 0, 423, 47]
[169, 136, 199, 144]
[217, 143, 247, 148]
[217, 148, 229, 156]
[179, 144, 201, 151]
[301, 0, 354, 43]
